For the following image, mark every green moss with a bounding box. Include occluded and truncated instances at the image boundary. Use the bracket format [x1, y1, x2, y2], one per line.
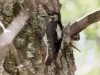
[3, 49, 19, 75]
[3, 3, 13, 16]
[13, 2, 21, 16]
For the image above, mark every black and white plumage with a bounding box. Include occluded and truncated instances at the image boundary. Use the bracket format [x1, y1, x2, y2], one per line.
[43, 11, 63, 66]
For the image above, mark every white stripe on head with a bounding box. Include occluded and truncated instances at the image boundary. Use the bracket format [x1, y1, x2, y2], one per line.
[48, 18, 52, 22]
[54, 15, 58, 21]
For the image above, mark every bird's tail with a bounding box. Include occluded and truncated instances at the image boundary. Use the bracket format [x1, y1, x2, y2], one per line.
[45, 54, 52, 66]
[45, 44, 60, 66]
[45, 44, 55, 66]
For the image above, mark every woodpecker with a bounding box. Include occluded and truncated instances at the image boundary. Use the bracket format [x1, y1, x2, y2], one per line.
[43, 11, 63, 66]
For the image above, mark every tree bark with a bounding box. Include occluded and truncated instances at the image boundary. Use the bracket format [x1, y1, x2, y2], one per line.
[0, 0, 76, 75]
[1, 0, 100, 75]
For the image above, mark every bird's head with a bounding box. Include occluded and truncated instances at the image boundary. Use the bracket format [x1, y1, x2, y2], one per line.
[48, 11, 61, 21]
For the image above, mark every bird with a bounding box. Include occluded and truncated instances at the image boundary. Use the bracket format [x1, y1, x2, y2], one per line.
[43, 11, 63, 66]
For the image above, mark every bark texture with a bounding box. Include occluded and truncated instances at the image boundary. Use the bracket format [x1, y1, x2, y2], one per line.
[0, 0, 76, 75]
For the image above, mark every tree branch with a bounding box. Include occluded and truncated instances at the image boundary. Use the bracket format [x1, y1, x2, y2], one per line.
[70, 9, 100, 36]
[0, 11, 28, 46]
[0, 11, 28, 63]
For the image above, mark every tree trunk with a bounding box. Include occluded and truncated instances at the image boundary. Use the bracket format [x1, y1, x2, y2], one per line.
[0, 0, 76, 75]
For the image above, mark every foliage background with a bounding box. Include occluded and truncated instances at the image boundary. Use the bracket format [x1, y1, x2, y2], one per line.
[60, 0, 100, 75]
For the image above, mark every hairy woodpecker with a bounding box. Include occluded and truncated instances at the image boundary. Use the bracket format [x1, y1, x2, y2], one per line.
[43, 11, 63, 66]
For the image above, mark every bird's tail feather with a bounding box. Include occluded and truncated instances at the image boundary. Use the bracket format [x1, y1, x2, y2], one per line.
[45, 54, 52, 66]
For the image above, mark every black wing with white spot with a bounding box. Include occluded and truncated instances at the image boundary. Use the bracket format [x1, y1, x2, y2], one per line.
[43, 11, 63, 66]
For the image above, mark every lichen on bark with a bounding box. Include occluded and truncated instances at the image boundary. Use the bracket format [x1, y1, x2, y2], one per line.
[0, 0, 76, 75]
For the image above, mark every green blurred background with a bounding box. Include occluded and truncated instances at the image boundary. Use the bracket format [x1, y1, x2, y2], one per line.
[60, 0, 100, 75]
